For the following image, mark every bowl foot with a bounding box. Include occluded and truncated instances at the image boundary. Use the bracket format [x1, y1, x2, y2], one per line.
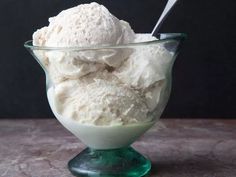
[68, 146, 151, 177]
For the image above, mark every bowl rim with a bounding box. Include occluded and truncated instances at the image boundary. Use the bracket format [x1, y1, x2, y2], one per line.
[24, 33, 187, 51]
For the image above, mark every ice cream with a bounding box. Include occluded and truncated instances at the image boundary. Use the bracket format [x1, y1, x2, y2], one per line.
[33, 2, 134, 47]
[115, 34, 173, 89]
[32, 2, 173, 149]
[47, 86, 153, 149]
[33, 2, 134, 73]
[51, 70, 150, 126]
[115, 33, 173, 111]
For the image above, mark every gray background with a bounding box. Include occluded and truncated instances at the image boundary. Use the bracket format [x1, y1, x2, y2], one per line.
[0, 0, 235, 118]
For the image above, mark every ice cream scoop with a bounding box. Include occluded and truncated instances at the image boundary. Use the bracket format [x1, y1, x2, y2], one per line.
[33, 2, 134, 69]
[51, 71, 150, 126]
[33, 2, 134, 47]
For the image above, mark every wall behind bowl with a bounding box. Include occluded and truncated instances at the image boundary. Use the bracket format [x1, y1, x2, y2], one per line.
[0, 0, 235, 118]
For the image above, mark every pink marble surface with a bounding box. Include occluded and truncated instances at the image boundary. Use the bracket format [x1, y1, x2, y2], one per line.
[0, 119, 236, 177]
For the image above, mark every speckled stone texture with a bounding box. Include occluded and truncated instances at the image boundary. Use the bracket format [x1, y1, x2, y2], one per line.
[0, 119, 235, 177]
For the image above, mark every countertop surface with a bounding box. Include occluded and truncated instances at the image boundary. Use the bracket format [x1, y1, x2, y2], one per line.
[0, 119, 235, 177]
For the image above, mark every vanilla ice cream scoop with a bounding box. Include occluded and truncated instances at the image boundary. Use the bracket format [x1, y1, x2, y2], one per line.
[115, 34, 173, 89]
[33, 2, 135, 70]
[114, 34, 173, 111]
[51, 71, 150, 126]
[33, 2, 134, 47]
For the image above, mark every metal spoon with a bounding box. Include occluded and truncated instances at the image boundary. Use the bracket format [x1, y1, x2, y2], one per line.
[151, 0, 179, 36]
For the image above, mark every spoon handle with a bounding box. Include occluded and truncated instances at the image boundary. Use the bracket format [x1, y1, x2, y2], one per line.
[151, 0, 179, 36]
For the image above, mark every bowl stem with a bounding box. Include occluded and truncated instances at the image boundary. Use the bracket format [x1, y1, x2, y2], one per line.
[68, 146, 151, 177]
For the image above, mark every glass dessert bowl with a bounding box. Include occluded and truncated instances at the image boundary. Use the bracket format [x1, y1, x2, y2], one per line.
[25, 33, 186, 177]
